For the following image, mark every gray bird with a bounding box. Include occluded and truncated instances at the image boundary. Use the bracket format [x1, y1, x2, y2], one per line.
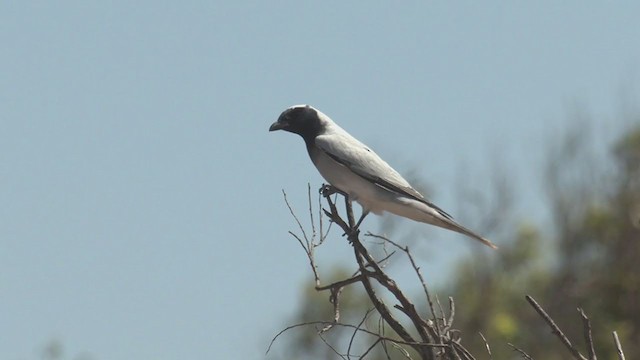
[269, 105, 497, 249]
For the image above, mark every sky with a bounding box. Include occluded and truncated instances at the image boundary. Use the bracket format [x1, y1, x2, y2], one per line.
[1, 2, 639, 359]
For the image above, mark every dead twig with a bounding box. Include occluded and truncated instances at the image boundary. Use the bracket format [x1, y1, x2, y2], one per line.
[283, 189, 320, 286]
[525, 295, 587, 360]
[612, 331, 625, 360]
[267, 321, 448, 355]
[507, 343, 533, 360]
[347, 309, 374, 358]
[577, 308, 596, 360]
[479, 332, 492, 358]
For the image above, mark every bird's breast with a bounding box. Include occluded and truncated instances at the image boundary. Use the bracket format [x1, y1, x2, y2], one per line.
[308, 145, 387, 214]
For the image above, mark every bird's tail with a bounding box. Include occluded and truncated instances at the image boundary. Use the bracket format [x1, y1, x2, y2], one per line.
[434, 217, 498, 249]
[385, 197, 498, 249]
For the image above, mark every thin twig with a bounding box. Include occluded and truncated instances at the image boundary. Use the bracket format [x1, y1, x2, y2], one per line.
[479, 332, 492, 358]
[443, 297, 456, 333]
[360, 338, 382, 359]
[352, 234, 436, 357]
[282, 190, 309, 243]
[577, 308, 597, 360]
[307, 184, 317, 243]
[379, 316, 392, 360]
[612, 331, 626, 360]
[267, 321, 443, 355]
[507, 343, 533, 360]
[318, 285, 344, 333]
[348, 309, 375, 358]
[451, 341, 476, 360]
[406, 245, 441, 342]
[283, 190, 320, 285]
[525, 295, 587, 360]
[351, 239, 418, 351]
[389, 341, 415, 360]
[364, 232, 441, 344]
[317, 275, 365, 291]
[435, 294, 446, 329]
[318, 331, 348, 360]
[288, 230, 320, 285]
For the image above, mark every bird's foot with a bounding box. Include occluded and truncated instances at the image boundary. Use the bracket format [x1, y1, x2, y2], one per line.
[319, 184, 335, 197]
[319, 184, 346, 197]
[343, 228, 360, 243]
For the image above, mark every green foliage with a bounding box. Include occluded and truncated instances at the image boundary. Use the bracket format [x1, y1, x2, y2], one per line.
[446, 125, 640, 358]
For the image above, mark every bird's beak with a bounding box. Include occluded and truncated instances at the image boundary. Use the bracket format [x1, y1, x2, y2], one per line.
[269, 120, 286, 132]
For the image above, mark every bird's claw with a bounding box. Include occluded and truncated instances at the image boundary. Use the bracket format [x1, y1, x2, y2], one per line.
[345, 228, 360, 243]
[320, 184, 337, 197]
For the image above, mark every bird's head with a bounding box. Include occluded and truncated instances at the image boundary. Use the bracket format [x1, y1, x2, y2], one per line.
[269, 105, 324, 141]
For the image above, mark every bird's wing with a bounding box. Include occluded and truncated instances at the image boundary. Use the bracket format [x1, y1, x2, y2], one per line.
[315, 132, 453, 219]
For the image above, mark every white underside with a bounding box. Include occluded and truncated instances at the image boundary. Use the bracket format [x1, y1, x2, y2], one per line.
[310, 146, 442, 224]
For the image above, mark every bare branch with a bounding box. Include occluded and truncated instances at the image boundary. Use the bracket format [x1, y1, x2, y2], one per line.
[379, 316, 392, 360]
[612, 331, 626, 360]
[317, 331, 348, 360]
[359, 338, 382, 359]
[365, 232, 443, 344]
[316, 274, 365, 292]
[389, 341, 415, 360]
[306, 184, 317, 240]
[479, 332, 492, 359]
[577, 308, 597, 360]
[322, 190, 420, 351]
[525, 295, 587, 360]
[507, 343, 533, 360]
[268, 320, 449, 355]
[348, 309, 374, 358]
[443, 297, 456, 334]
[451, 341, 476, 360]
[283, 190, 321, 286]
[277, 187, 478, 360]
[282, 190, 309, 243]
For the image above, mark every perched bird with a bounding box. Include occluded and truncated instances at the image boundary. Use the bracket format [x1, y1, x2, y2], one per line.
[269, 105, 497, 249]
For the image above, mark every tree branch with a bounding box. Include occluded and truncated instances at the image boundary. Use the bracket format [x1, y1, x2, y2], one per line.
[577, 308, 597, 360]
[525, 295, 587, 360]
[612, 331, 626, 360]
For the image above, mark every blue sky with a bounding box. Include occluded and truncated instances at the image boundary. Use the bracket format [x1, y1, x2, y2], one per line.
[1, 2, 639, 359]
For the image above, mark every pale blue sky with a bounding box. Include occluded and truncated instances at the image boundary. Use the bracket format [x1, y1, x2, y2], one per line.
[1, 2, 639, 359]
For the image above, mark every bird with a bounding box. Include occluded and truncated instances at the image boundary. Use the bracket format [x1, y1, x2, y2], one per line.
[269, 105, 497, 249]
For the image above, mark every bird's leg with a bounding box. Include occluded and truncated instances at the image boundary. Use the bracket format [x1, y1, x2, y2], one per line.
[319, 183, 346, 198]
[354, 210, 369, 230]
[320, 184, 361, 240]
[344, 196, 356, 228]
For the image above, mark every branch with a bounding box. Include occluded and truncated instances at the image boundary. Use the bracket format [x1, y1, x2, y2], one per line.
[277, 186, 476, 359]
[479, 332, 492, 359]
[507, 343, 533, 360]
[577, 308, 597, 360]
[525, 295, 587, 360]
[347, 309, 373, 357]
[267, 321, 448, 355]
[323, 189, 444, 359]
[283, 189, 320, 286]
[362, 232, 441, 345]
[316, 274, 365, 291]
[612, 331, 626, 360]
[321, 189, 419, 348]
